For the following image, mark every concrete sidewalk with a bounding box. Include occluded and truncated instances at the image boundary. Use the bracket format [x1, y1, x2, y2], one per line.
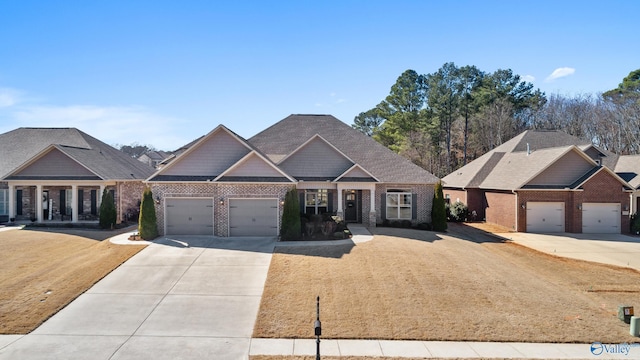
[250, 338, 640, 359]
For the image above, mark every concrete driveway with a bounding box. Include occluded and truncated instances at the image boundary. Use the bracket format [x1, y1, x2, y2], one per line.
[496, 232, 640, 271]
[0, 235, 275, 360]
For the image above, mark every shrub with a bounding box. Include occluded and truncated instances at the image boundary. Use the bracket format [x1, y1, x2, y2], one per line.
[280, 188, 301, 241]
[631, 213, 640, 234]
[449, 202, 469, 222]
[432, 181, 447, 231]
[99, 189, 117, 229]
[138, 187, 158, 240]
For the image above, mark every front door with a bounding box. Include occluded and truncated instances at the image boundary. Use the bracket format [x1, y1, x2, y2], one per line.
[344, 191, 358, 222]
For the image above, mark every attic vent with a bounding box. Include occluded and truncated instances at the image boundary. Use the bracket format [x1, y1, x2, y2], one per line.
[595, 159, 601, 166]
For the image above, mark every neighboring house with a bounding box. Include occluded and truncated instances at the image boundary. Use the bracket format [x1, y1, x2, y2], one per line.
[138, 150, 171, 169]
[0, 128, 155, 224]
[614, 154, 640, 215]
[442, 130, 635, 234]
[146, 114, 439, 236]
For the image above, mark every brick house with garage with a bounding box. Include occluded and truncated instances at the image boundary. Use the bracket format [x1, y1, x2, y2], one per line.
[442, 130, 635, 234]
[147, 114, 439, 236]
[0, 128, 155, 225]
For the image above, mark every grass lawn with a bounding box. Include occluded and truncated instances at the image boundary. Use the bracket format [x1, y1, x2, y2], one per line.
[253, 224, 640, 343]
[0, 227, 146, 334]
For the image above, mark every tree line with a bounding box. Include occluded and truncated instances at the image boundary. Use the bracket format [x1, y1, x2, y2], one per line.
[353, 65, 640, 178]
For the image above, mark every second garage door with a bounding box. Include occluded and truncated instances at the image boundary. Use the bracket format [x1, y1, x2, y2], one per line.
[166, 198, 214, 235]
[526, 202, 565, 233]
[229, 198, 279, 236]
[582, 203, 620, 233]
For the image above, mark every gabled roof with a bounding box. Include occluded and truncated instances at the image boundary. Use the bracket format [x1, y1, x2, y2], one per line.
[614, 154, 640, 189]
[215, 151, 295, 183]
[442, 129, 634, 192]
[148, 125, 253, 181]
[249, 114, 439, 184]
[334, 164, 379, 183]
[0, 128, 154, 181]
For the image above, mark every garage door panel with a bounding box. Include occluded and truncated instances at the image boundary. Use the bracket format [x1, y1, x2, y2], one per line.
[526, 202, 564, 233]
[582, 203, 620, 233]
[229, 199, 278, 237]
[166, 198, 214, 235]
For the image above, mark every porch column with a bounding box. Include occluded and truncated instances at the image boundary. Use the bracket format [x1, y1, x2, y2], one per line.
[335, 184, 344, 219]
[71, 185, 78, 223]
[8, 184, 14, 221]
[36, 185, 43, 222]
[368, 184, 377, 227]
[98, 185, 105, 210]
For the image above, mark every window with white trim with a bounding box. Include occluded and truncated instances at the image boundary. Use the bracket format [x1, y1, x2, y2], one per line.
[386, 190, 412, 219]
[305, 189, 328, 214]
[0, 189, 7, 215]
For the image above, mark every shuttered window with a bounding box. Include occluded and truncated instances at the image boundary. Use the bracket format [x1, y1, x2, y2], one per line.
[385, 192, 412, 220]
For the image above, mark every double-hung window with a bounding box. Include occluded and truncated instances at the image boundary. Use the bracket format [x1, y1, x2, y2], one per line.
[305, 189, 328, 214]
[386, 190, 412, 220]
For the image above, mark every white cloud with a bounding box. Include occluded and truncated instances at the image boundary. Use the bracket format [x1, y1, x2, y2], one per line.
[0, 87, 21, 107]
[522, 75, 535, 83]
[545, 67, 576, 82]
[9, 104, 189, 150]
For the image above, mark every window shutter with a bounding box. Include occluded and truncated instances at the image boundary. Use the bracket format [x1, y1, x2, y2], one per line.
[78, 190, 84, 215]
[412, 193, 417, 220]
[380, 193, 386, 219]
[299, 192, 305, 214]
[60, 190, 66, 215]
[17, 189, 23, 215]
[327, 190, 333, 213]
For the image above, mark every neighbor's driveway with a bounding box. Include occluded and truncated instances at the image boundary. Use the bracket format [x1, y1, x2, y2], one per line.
[495, 232, 640, 271]
[0, 235, 275, 360]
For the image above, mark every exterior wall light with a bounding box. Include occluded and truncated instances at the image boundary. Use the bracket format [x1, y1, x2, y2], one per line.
[219, 198, 224, 205]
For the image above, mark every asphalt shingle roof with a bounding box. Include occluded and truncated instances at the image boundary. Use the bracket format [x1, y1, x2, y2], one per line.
[442, 130, 604, 190]
[248, 114, 439, 184]
[0, 128, 155, 180]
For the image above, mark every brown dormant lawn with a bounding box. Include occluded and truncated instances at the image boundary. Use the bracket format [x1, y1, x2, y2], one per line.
[253, 224, 640, 343]
[0, 227, 145, 334]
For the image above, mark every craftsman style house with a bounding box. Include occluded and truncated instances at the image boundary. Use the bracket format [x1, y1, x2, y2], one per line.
[442, 130, 638, 234]
[0, 128, 155, 224]
[146, 115, 439, 236]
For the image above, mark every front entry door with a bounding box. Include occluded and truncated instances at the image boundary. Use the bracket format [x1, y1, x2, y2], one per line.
[345, 191, 358, 222]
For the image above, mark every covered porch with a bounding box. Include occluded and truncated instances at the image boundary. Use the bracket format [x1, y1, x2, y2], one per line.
[6, 180, 114, 224]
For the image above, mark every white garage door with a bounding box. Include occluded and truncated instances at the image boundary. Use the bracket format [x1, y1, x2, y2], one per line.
[229, 199, 278, 236]
[166, 198, 214, 235]
[582, 203, 620, 233]
[526, 202, 565, 233]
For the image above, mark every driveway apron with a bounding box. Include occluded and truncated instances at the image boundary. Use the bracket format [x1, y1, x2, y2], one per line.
[0, 236, 275, 360]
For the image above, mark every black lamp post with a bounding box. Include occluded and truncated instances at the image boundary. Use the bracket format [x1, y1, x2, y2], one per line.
[314, 296, 321, 360]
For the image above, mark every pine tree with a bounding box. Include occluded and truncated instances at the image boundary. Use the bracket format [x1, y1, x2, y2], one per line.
[431, 181, 447, 232]
[280, 188, 301, 241]
[138, 187, 158, 240]
[99, 189, 117, 229]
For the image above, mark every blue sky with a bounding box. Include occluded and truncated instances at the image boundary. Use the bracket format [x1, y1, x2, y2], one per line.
[1, 1, 637, 151]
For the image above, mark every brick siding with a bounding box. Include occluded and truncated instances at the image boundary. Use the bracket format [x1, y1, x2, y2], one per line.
[148, 182, 293, 236]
